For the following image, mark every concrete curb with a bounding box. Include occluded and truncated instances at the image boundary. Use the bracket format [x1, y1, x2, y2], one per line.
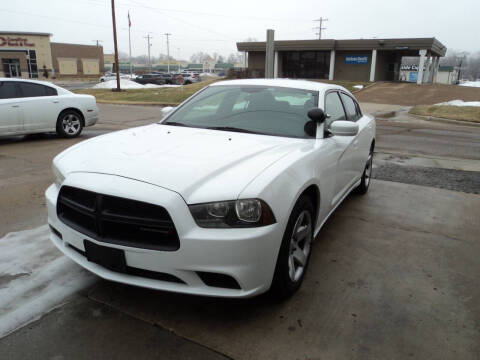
[408, 112, 480, 126]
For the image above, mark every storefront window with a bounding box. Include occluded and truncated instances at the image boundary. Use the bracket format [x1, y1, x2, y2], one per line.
[282, 51, 330, 79]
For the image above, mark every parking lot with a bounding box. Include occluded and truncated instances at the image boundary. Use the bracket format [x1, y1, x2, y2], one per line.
[0, 104, 479, 359]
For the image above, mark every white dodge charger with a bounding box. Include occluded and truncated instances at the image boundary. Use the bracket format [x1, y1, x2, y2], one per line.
[0, 78, 98, 137]
[46, 79, 375, 299]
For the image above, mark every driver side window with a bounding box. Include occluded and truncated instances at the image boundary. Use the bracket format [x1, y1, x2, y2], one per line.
[325, 92, 346, 126]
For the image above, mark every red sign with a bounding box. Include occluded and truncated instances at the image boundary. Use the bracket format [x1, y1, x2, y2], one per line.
[0, 37, 35, 47]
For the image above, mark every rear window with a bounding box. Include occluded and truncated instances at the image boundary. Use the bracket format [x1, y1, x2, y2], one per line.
[18, 82, 57, 97]
[0, 81, 18, 99]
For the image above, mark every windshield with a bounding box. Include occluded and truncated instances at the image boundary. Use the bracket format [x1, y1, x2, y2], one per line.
[162, 85, 319, 138]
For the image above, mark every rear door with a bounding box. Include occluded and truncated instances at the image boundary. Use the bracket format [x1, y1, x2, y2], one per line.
[0, 81, 23, 134]
[16, 82, 61, 132]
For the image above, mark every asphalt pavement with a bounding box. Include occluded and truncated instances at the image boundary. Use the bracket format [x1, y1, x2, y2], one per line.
[1, 103, 479, 359]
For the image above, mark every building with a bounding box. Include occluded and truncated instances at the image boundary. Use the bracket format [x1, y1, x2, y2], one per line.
[51, 42, 103, 78]
[237, 37, 447, 84]
[436, 66, 459, 84]
[0, 31, 52, 79]
[1, 31, 104, 79]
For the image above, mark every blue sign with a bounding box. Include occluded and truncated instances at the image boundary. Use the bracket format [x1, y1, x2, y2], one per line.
[346, 55, 369, 64]
[409, 72, 418, 82]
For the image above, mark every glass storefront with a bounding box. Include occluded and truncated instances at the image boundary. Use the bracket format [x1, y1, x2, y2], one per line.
[0, 50, 37, 78]
[281, 51, 330, 79]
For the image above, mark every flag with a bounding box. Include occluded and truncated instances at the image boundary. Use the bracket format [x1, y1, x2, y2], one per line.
[128, 11, 131, 27]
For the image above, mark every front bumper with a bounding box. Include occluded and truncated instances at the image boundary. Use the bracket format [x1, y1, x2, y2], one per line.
[46, 172, 283, 298]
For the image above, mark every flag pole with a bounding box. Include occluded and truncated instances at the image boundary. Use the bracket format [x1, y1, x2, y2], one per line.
[128, 11, 132, 77]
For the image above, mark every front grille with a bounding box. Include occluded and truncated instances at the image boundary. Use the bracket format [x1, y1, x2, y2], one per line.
[57, 186, 180, 251]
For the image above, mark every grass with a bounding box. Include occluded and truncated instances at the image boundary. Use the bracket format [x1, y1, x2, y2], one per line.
[73, 78, 371, 105]
[409, 105, 480, 123]
[73, 79, 221, 105]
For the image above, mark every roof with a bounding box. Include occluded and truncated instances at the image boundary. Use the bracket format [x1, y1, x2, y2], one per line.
[187, 63, 203, 69]
[0, 31, 52, 37]
[237, 37, 447, 57]
[214, 63, 234, 69]
[209, 78, 348, 93]
[439, 65, 454, 72]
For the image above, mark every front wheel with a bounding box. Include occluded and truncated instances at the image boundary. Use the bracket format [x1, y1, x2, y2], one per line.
[271, 195, 314, 300]
[355, 149, 373, 194]
[56, 110, 83, 138]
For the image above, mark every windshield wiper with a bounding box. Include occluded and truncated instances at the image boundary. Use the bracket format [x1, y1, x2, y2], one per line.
[205, 126, 265, 135]
[163, 121, 190, 127]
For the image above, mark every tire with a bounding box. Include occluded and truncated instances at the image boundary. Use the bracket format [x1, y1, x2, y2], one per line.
[355, 148, 373, 195]
[56, 110, 84, 138]
[270, 195, 314, 300]
[184, 80, 192, 85]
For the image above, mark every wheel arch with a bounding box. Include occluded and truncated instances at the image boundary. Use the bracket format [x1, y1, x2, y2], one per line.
[298, 184, 321, 228]
[58, 107, 85, 127]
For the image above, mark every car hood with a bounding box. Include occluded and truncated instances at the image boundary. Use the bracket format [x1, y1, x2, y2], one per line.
[56, 124, 303, 204]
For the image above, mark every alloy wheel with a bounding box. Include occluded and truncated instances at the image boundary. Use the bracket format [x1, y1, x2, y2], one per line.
[62, 114, 81, 135]
[288, 210, 312, 282]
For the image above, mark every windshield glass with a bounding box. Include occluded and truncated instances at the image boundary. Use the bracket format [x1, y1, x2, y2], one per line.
[162, 85, 319, 138]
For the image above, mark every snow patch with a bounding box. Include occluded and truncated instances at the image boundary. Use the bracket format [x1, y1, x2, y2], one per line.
[0, 225, 95, 337]
[435, 100, 480, 107]
[459, 81, 480, 88]
[93, 79, 181, 89]
[353, 85, 364, 90]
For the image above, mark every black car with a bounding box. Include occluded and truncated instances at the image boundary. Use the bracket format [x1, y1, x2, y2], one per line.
[134, 74, 166, 85]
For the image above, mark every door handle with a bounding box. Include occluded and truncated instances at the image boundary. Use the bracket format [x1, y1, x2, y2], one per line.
[12, 105, 19, 108]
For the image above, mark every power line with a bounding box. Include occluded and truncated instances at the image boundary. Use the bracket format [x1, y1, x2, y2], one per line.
[313, 17, 328, 40]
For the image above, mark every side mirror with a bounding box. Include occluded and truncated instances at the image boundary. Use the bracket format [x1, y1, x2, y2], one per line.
[307, 108, 326, 123]
[161, 106, 176, 115]
[329, 120, 359, 136]
[304, 108, 327, 137]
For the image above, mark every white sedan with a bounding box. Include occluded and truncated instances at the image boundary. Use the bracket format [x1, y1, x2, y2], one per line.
[46, 79, 375, 299]
[0, 78, 98, 137]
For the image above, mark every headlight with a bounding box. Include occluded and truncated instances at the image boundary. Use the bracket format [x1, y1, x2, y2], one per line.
[189, 199, 276, 228]
[52, 163, 65, 187]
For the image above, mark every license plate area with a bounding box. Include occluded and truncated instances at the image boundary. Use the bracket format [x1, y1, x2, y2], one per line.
[84, 240, 126, 273]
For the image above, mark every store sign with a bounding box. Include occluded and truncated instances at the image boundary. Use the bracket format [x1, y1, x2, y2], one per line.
[345, 55, 368, 64]
[409, 72, 418, 82]
[0, 37, 35, 47]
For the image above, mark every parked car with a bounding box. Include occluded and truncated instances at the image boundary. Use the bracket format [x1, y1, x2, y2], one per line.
[0, 78, 98, 138]
[182, 73, 200, 84]
[134, 74, 166, 85]
[99, 72, 130, 82]
[46, 79, 375, 299]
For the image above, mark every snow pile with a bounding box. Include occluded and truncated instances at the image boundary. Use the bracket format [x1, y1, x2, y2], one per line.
[435, 100, 480, 107]
[353, 85, 364, 90]
[459, 81, 480, 88]
[94, 79, 145, 89]
[0, 225, 95, 337]
[144, 84, 181, 88]
[94, 79, 182, 89]
[199, 72, 219, 79]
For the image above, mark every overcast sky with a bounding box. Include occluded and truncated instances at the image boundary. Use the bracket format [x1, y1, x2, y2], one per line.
[2, 0, 479, 60]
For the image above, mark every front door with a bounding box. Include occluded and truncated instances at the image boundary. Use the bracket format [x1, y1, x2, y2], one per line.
[9, 63, 21, 78]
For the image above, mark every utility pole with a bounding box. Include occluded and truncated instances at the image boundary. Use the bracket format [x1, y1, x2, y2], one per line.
[92, 40, 103, 46]
[165, 33, 171, 73]
[143, 34, 152, 71]
[110, 0, 121, 91]
[313, 17, 328, 39]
